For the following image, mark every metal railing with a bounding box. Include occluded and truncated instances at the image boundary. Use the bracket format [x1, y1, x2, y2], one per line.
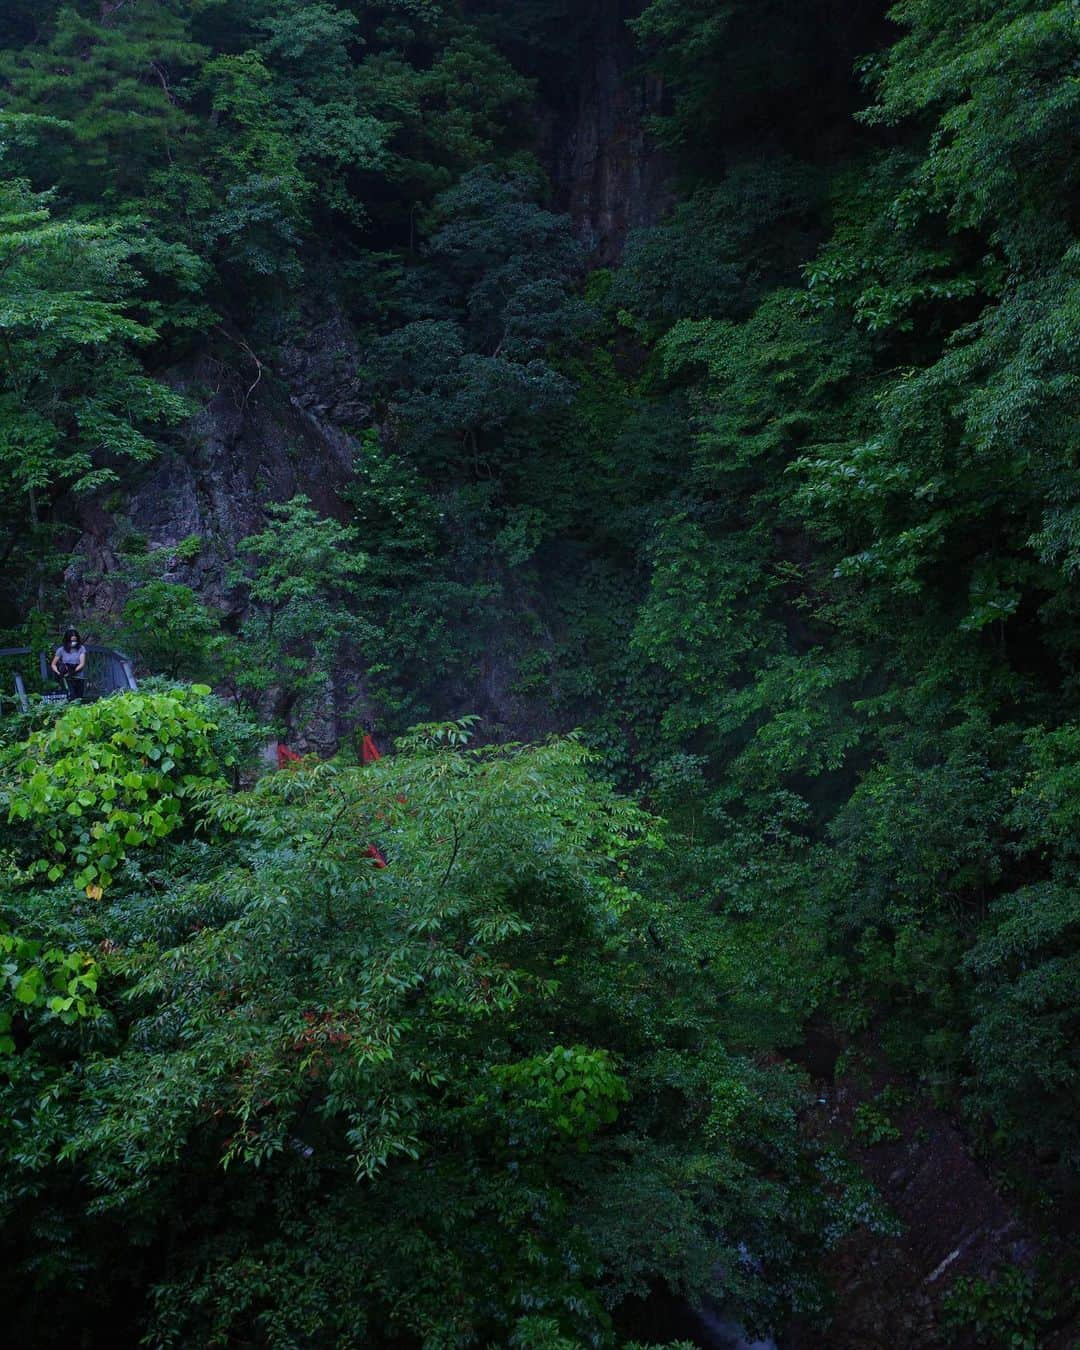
[0, 646, 138, 713]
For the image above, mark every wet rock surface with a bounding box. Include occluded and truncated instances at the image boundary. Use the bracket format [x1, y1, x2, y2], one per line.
[789, 1041, 1077, 1350]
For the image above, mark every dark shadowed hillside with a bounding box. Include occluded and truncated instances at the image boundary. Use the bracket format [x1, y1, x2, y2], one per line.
[0, 2, 1077, 1346]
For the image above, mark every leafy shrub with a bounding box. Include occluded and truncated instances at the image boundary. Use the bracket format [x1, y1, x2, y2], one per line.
[0, 726, 870, 1346]
[490, 1044, 630, 1144]
[0, 687, 233, 891]
[942, 1268, 1052, 1350]
[0, 928, 100, 1052]
[852, 1102, 901, 1146]
[120, 580, 220, 679]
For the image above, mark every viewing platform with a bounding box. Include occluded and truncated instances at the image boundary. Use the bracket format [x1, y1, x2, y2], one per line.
[0, 646, 138, 713]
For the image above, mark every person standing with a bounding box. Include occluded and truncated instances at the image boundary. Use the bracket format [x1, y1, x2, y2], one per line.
[50, 628, 87, 700]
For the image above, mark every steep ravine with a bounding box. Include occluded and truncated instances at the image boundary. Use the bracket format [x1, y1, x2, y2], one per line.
[56, 9, 1073, 1345]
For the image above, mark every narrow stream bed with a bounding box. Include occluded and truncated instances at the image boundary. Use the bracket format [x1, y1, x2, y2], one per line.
[620, 1290, 779, 1349]
[686, 1307, 777, 1350]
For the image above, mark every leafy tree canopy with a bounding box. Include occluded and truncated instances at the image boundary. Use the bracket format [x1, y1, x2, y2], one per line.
[0, 706, 873, 1345]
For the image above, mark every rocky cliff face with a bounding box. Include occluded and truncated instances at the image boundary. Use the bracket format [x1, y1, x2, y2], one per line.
[546, 0, 673, 261]
[66, 316, 369, 750]
[69, 314, 366, 624]
[69, 0, 669, 599]
[66, 5, 670, 740]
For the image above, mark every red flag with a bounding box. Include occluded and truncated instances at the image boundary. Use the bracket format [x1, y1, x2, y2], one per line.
[361, 733, 381, 765]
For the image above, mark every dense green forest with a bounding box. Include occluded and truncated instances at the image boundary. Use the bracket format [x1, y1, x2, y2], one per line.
[0, 1, 1077, 1346]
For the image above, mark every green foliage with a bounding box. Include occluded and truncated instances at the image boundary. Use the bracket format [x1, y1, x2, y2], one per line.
[0, 174, 194, 564]
[120, 579, 220, 679]
[0, 726, 860, 1346]
[0, 1, 209, 203]
[630, 0, 736, 149]
[852, 1102, 902, 1146]
[860, 1, 1079, 245]
[631, 0, 882, 166]
[229, 494, 374, 716]
[371, 166, 587, 473]
[941, 1267, 1054, 1350]
[0, 0, 545, 606]
[614, 159, 823, 326]
[599, 0, 1080, 1191]
[0, 928, 100, 1051]
[0, 686, 232, 891]
[2, 0, 1079, 1339]
[490, 1044, 630, 1144]
[341, 435, 499, 721]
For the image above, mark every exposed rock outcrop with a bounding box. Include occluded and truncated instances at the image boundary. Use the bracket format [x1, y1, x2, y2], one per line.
[68, 335, 363, 623]
[64, 326, 369, 751]
[789, 1031, 1075, 1349]
[546, 0, 673, 261]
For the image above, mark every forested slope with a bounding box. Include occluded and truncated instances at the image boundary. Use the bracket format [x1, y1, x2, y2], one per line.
[0, 2, 1077, 1346]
